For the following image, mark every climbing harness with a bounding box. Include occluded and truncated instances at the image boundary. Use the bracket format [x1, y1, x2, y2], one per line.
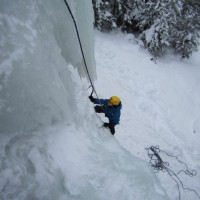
[63, 0, 100, 101]
[146, 146, 200, 200]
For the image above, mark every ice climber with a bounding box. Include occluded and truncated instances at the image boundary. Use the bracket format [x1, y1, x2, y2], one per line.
[89, 95, 122, 135]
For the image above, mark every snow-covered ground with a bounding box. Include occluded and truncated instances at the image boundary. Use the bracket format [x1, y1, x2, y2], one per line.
[94, 30, 200, 200]
[1, 1, 200, 198]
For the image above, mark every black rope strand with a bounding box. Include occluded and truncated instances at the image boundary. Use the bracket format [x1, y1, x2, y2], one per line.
[159, 149, 197, 177]
[165, 166, 200, 199]
[63, 0, 100, 100]
[146, 146, 200, 200]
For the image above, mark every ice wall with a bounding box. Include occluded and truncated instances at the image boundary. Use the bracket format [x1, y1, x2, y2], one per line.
[0, 1, 170, 200]
[0, 0, 95, 134]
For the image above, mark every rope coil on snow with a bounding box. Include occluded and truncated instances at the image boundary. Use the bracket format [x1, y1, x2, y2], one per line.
[146, 146, 200, 200]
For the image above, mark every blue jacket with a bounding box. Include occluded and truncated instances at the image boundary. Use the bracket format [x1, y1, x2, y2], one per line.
[94, 98, 122, 125]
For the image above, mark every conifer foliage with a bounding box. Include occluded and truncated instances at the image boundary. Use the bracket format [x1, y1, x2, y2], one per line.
[92, 0, 200, 58]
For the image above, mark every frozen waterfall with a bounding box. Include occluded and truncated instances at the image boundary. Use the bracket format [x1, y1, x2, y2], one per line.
[0, 0, 95, 133]
[0, 1, 169, 200]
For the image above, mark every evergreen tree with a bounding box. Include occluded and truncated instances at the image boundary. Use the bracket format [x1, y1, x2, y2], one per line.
[114, 0, 137, 32]
[135, 0, 183, 57]
[172, 0, 200, 58]
[92, 0, 200, 58]
[92, 0, 117, 31]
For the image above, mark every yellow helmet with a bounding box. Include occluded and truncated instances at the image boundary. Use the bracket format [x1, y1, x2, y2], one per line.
[109, 96, 121, 106]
